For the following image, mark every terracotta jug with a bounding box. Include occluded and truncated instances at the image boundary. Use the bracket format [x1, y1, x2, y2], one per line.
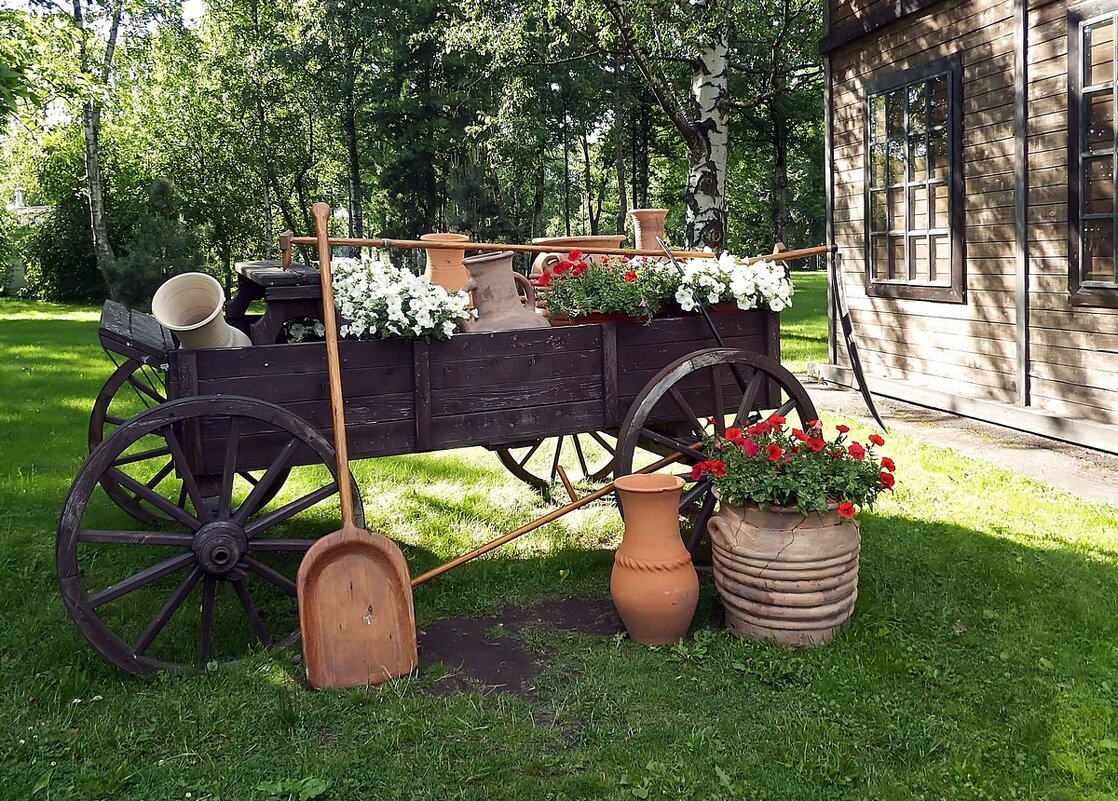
[707, 501, 860, 648]
[529, 235, 625, 277]
[421, 232, 471, 292]
[629, 209, 668, 251]
[610, 474, 699, 645]
[459, 251, 550, 333]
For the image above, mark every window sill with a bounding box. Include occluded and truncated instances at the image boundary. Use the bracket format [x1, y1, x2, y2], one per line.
[866, 281, 966, 303]
[1069, 286, 1118, 308]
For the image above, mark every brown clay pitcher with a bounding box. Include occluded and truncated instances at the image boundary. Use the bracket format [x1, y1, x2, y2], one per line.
[459, 251, 550, 333]
[611, 474, 698, 645]
[421, 232, 471, 291]
[629, 209, 668, 250]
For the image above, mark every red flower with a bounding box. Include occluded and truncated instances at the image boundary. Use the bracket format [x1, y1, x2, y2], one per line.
[707, 459, 727, 477]
[742, 439, 760, 457]
[848, 442, 865, 461]
[868, 434, 885, 447]
[836, 424, 850, 434]
[791, 428, 808, 442]
[789, 444, 800, 454]
[553, 259, 572, 275]
[807, 437, 826, 452]
[567, 249, 583, 261]
[624, 269, 638, 283]
[768, 414, 786, 426]
[837, 502, 856, 519]
[765, 443, 783, 461]
[879, 471, 895, 489]
[572, 262, 587, 277]
[597, 255, 609, 264]
[805, 419, 821, 430]
[724, 427, 745, 445]
[538, 271, 552, 287]
[746, 422, 769, 437]
[881, 456, 896, 472]
[690, 462, 704, 480]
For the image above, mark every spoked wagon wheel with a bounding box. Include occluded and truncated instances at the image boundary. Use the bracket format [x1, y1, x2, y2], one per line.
[89, 359, 290, 523]
[615, 348, 818, 555]
[59, 396, 364, 676]
[495, 432, 617, 489]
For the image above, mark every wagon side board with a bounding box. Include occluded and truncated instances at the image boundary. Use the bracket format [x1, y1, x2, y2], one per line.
[166, 311, 782, 475]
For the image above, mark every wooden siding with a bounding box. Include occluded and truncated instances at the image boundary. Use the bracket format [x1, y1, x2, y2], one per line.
[829, 0, 1118, 433]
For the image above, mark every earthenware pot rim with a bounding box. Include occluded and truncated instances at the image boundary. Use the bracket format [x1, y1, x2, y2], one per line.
[420, 232, 470, 242]
[614, 474, 684, 494]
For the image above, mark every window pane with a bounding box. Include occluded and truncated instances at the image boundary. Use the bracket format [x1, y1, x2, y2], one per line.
[1085, 19, 1115, 87]
[909, 185, 929, 230]
[871, 95, 887, 142]
[887, 140, 905, 185]
[887, 89, 905, 140]
[908, 83, 927, 133]
[889, 235, 905, 280]
[910, 235, 930, 281]
[909, 134, 928, 181]
[870, 142, 887, 188]
[1083, 220, 1115, 282]
[929, 129, 949, 180]
[870, 189, 887, 231]
[1085, 90, 1115, 151]
[931, 182, 950, 229]
[930, 234, 950, 282]
[888, 187, 905, 231]
[929, 75, 949, 126]
[871, 235, 889, 279]
[1084, 156, 1115, 214]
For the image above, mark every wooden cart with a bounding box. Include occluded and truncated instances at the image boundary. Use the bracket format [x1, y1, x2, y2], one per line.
[61, 270, 817, 675]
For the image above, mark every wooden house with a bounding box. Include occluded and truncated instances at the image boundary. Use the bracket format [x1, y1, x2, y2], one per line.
[819, 0, 1118, 454]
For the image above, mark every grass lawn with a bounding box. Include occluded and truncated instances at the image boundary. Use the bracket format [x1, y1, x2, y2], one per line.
[1, 283, 1117, 800]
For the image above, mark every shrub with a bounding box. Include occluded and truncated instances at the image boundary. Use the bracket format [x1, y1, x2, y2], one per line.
[20, 192, 105, 302]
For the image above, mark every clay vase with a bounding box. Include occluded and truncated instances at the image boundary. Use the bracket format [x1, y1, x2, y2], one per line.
[707, 501, 860, 648]
[529, 235, 626, 277]
[629, 209, 668, 251]
[151, 272, 251, 350]
[610, 474, 699, 645]
[459, 251, 550, 333]
[421, 232, 471, 292]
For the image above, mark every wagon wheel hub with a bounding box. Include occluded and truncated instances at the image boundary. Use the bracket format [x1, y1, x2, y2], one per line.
[193, 522, 248, 577]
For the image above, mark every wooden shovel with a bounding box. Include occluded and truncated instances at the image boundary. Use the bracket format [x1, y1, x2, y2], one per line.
[297, 202, 419, 689]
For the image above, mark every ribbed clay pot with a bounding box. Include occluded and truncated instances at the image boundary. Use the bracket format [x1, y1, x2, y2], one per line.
[707, 501, 859, 648]
[529, 235, 625, 277]
[151, 272, 251, 350]
[611, 474, 699, 645]
[629, 209, 668, 251]
[421, 232, 471, 292]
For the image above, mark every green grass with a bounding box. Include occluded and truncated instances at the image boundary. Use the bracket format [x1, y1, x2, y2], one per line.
[781, 270, 827, 375]
[2, 293, 1118, 800]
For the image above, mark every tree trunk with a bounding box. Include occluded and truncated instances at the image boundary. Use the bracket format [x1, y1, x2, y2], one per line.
[614, 60, 628, 236]
[531, 154, 545, 238]
[684, 37, 730, 252]
[81, 102, 115, 272]
[581, 132, 598, 235]
[342, 101, 364, 239]
[770, 99, 788, 246]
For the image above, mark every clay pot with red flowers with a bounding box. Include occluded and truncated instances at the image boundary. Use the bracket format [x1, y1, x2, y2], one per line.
[694, 418, 895, 648]
[539, 249, 677, 325]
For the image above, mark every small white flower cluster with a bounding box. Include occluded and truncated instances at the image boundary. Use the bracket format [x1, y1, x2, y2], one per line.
[332, 254, 471, 341]
[674, 252, 795, 313]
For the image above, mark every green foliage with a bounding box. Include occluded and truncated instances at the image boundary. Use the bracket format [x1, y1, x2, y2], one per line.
[102, 178, 205, 307]
[20, 191, 104, 302]
[542, 254, 677, 321]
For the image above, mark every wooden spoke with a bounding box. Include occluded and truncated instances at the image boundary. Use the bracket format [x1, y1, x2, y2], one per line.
[133, 567, 202, 656]
[111, 445, 172, 467]
[104, 414, 127, 427]
[126, 374, 166, 405]
[87, 551, 196, 608]
[680, 478, 712, 511]
[775, 397, 798, 417]
[234, 438, 300, 525]
[245, 557, 297, 597]
[732, 371, 765, 426]
[549, 435, 565, 482]
[244, 482, 338, 538]
[587, 431, 616, 453]
[709, 365, 725, 434]
[686, 493, 718, 553]
[247, 538, 317, 552]
[163, 426, 212, 524]
[667, 387, 705, 439]
[240, 471, 259, 486]
[78, 530, 193, 547]
[219, 418, 240, 519]
[516, 440, 544, 468]
[197, 578, 216, 669]
[233, 580, 270, 646]
[572, 435, 590, 477]
[106, 467, 199, 529]
[638, 427, 706, 463]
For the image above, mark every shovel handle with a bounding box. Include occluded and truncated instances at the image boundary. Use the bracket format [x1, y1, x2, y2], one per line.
[312, 202, 357, 528]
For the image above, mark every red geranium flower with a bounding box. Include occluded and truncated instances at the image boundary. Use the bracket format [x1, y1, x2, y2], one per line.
[848, 442, 865, 461]
[707, 459, 727, 477]
[868, 434, 885, 446]
[879, 471, 895, 489]
[836, 424, 850, 434]
[807, 437, 826, 452]
[791, 428, 808, 442]
[624, 269, 638, 283]
[881, 456, 896, 472]
[768, 414, 786, 426]
[597, 255, 609, 264]
[567, 249, 583, 261]
[742, 439, 760, 457]
[538, 271, 552, 287]
[553, 259, 572, 275]
[572, 263, 587, 277]
[690, 462, 704, 480]
[765, 443, 783, 461]
[837, 502, 856, 519]
[746, 422, 769, 437]
[724, 427, 745, 445]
